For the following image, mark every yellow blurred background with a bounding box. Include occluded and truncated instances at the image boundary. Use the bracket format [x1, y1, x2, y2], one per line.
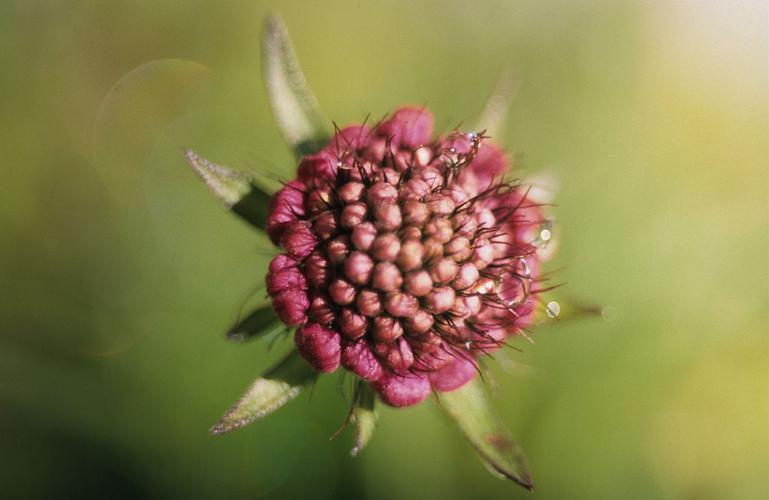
[0, 1, 766, 499]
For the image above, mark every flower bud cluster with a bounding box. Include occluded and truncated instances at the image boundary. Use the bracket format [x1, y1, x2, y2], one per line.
[265, 107, 547, 406]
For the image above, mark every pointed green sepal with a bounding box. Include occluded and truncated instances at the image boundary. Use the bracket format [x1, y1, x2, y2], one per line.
[184, 149, 272, 229]
[437, 376, 534, 490]
[350, 382, 377, 456]
[475, 68, 517, 139]
[226, 304, 286, 342]
[262, 14, 329, 156]
[210, 349, 318, 435]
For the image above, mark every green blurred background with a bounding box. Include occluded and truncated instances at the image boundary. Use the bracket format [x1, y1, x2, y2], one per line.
[1, 1, 766, 499]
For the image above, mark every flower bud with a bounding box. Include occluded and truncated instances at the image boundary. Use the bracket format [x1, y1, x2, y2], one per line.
[305, 251, 331, 288]
[404, 270, 432, 297]
[305, 187, 332, 214]
[424, 217, 453, 243]
[373, 371, 430, 407]
[401, 200, 430, 227]
[472, 238, 495, 269]
[374, 337, 414, 373]
[280, 219, 317, 260]
[341, 339, 383, 381]
[403, 179, 431, 201]
[297, 153, 335, 187]
[337, 181, 365, 203]
[356, 289, 383, 317]
[344, 251, 374, 285]
[424, 286, 456, 314]
[445, 235, 472, 262]
[337, 308, 368, 339]
[351, 222, 377, 251]
[312, 210, 338, 240]
[451, 263, 480, 290]
[295, 323, 341, 373]
[372, 262, 403, 292]
[422, 238, 444, 262]
[426, 194, 455, 215]
[403, 309, 434, 334]
[396, 240, 424, 271]
[329, 278, 356, 305]
[371, 232, 401, 262]
[372, 315, 404, 343]
[367, 181, 398, 206]
[326, 235, 350, 264]
[429, 258, 459, 285]
[340, 202, 367, 229]
[266, 255, 306, 296]
[374, 204, 402, 231]
[384, 292, 419, 318]
[266, 180, 305, 245]
[308, 293, 334, 324]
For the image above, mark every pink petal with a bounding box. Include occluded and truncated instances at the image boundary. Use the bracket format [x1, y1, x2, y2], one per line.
[266, 181, 306, 245]
[469, 143, 508, 190]
[321, 125, 372, 159]
[271, 287, 309, 326]
[266, 268, 306, 297]
[428, 353, 478, 392]
[377, 107, 434, 149]
[372, 371, 431, 407]
[297, 152, 337, 188]
[279, 219, 317, 260]
[295, 323, 341, 373]
[341, 339, 383, 381]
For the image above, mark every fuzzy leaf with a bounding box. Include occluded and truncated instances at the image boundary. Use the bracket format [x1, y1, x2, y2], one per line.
[262, 14, 329, 156]
[226, 304, 286, 342]
[437, 376, 533, 490]
[210, 349, 317, 435]
[184, 149, 272, 229]
[350, 383, 377, 456]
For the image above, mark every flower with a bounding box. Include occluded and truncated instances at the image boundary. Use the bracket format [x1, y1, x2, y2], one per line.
[264, 107, 546, 407]
[185, 14, 564, 489]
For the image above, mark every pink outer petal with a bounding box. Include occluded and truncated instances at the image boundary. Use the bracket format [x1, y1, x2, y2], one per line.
[485, 188, 544, 245]
[372, 371, 431, 407]
[266, 180, 306, 245]
[412, 343, 454, 371]
[377, 107, 434, 149]
[297, 152, 337, 188]
[341, 339, 384, 381]
[469, 143, 508, 189]
[428, 353, 478, 392]
[511, 295, 538, 330]
[271, 288, 309, 326]
[295, 323, 341, 373]
[279, 219, 318, 260]
[322, 125, 372, 157]
[266, 255, 306, 296]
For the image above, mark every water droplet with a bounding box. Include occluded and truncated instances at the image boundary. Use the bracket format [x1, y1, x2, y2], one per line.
[545, 301, 560, 318]
[540, 228, 551, 242]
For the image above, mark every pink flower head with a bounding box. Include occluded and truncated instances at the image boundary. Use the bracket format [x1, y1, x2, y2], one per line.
[265, 107, 549, 407]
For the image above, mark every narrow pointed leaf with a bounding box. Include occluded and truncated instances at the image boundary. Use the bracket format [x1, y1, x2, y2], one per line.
[437, 376, 533, 490]
[210, 349, 318, 435]
[262, 14, 329, 156]
[226, 304, 286, 342]
[185, 149, 273, 229]
[475, 68, 517, 139]
[350, 383, 377, 456]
